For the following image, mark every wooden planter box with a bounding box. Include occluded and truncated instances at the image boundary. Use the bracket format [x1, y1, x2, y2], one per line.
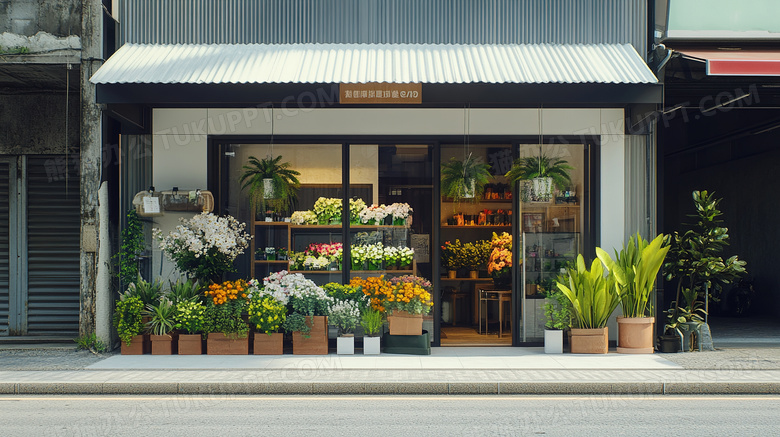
[617, 316, 655, 354]
[570, 327, 608, 354]
[293, 316, 328, 355]
[387, 311, 423, 336]
[206, 332, 249, 355]
[253, 332, 283, 355]
[149, 334, 174, 355]
[120, 334, 145, 355]
[177, 334, 203, 355]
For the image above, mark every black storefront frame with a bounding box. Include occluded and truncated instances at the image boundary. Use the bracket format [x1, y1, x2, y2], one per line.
[208, 134, 600, 347]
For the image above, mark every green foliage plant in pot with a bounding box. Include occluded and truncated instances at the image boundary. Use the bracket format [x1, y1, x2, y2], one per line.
[505, 154, 573, 202]
[543, 282, 572, 354]
[239, 155, 301, 217]
[663, 190, 746, 349]
[113, 295, 144, 354]
[167, 278, 202, 305]
[121, 276, 162, 307]
[361, 309, 384, 355]
[329, 300, 362, 355]
[440, 152, 492, 206]
[247, 293, 287, 355]
[555, 254, 621, 354]
[174, 300, 206, 355]
[144, 297, 177, 355]
[597, 233, 669, 354]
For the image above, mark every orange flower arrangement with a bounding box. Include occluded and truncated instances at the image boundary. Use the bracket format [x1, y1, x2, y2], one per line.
[205, 279, 248, 305]
[383, 281, 433, 315]
[487, 232, 513, 276]
[349, 276, 393, 312]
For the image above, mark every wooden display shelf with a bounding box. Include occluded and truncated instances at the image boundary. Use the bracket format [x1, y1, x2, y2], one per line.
[442, 198, 511, 203]
[289, 224, 409, 229]
[254, 221, 290, 226]
[441, 225, 511, 229]
[440, 277, 494, 281]
[253, 260, 290, 264]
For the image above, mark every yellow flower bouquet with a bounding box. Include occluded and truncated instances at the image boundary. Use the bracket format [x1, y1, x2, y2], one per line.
[487, 232, 513, 278]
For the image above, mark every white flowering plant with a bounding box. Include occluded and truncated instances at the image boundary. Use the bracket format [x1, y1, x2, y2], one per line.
[313, 197, 343, 222]
[366, 242, 385, 263]
[398, 246, 415, 267]
[153, 213, 251, 283]
[383, 246, 400, 266]
[303, 255, 330, 270]
[290, 210, 318, 225]
[386, 202, 413, 220]
[349, 198, 367, 223]
[359, 204, 389, 224]
[351, 245, 368, 268]
[328, 300, 362, 335]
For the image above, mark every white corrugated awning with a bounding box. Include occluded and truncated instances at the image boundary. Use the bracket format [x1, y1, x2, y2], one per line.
[90, 43, 657, 85]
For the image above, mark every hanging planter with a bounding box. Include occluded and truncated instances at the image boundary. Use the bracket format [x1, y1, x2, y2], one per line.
[532, 177, 553, 201]
[505, 155, 573, 203]
[240, 155, 301, 216]
[440, 153, 492, 205]
[262, 178, 278, 199]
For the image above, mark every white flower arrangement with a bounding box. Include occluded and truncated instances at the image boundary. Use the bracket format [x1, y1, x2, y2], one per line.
[365, 242, 385, 262]
[383, 246, 400, 264]
[359, 204, 389, 224]
[351, 245, 368, 263]
[398, 246, 415, 266]
[262, 270, 326, 305]
[303, 255, 330, 270]
[290, 210, 318, 225]
[349, 198, 367, 223]
[328, 300, 362, 335]
[152, 212, 251, 281]
[386, 202, 413, 220]
[313, 197, 343, 221]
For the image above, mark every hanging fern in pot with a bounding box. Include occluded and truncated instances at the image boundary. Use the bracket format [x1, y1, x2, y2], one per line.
[440, 153, 492, 205]
[505, 155, 573, 202]
[239, 155, 301, 216]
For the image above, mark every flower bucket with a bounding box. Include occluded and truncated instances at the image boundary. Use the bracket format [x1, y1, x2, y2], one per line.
[387, 311, 423, 336]
[447, 270, 457, 279]
[393, 217, 406, 226]
[368, 260, 383, 271]
[351, 260, 365, 271]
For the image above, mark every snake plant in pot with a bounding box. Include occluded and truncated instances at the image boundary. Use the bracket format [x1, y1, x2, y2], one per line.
[555, 254, 621, 354]
[440, 153, 492, 205]
[597, 233, 669, 354]
[239, 155, 301, 218]
[505, 154, 573, 202]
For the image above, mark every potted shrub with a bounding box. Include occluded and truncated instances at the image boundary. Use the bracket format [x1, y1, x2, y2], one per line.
[154, 213, 251, 284]
[441, 153, 492, 204]
[361, 309, 384, 354]
[555, 254, 621, 354]
[173, 300, 206, 355]
[597, 233, 669, 354]
[113, 295, 145, 354]
[239, 155, 301, 218]
[663, 287, 706, 352]
[247, 291, 287, 355]
[203, 280, 250, 354]
[273, 272, 332, 355]
[505, 154, 573, 202]
[543, 284, 572, 354]
[384, 276, 434, 335]
[329, 301, 362, 354]
[440, 241, 458, 278]
[144, 297, 176, 355]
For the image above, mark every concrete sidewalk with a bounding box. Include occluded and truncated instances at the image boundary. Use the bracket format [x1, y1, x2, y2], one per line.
[2, 345, 780, 395]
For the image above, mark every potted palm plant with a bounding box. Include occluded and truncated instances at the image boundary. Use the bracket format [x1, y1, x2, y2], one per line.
[555, 254, 621, 354]
[505, 154, 573, 202]
[597, 233, 669, 354]
[440, 153, 492, 204]
[239, 155, 301, 218]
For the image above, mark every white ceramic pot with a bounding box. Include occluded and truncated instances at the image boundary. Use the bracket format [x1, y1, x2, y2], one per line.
[544, 329, 563, 354]
[337, 335, 355, 355]
[363, 336, 381, 355]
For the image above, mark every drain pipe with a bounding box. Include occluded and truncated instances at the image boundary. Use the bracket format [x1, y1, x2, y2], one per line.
[96, 182, 111, 346]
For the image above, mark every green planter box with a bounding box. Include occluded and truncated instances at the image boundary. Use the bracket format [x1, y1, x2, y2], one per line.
[382, 330, 431, 355]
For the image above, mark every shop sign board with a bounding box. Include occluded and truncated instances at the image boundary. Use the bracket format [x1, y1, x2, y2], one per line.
[339, 83, 422, 104]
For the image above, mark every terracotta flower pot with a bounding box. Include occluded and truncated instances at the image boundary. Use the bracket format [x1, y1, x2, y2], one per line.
[253, 332, 284, 355]
[206, 332, 249, 355]
[149, 334, 173, 355]
[293, 316, 328, 355]
[570, 327, 608, 354]
[120, 334, 145, 355]
[617, 316, 655, 354]
[177, 334, 203, 355]
[387, 311, 423, 336]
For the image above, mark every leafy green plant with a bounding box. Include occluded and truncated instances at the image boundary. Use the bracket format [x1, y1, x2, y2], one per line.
[328, 301, 361, 336]
[555, 254, 621, 329]
[115, 209, 145, 285]
[440, 153, 492, 204]
[144, 298, 177, 336]
[174, 301, 206, 334]
[282, 312, 313, 336]
[168, 279, 202, 304]
[247, 294, 287, 335]
[361, 309, 384, 337]
[121, 276, 162, 306]
[543, 281, 573, 330]
[113, 296, 144, 346]
[505, 155, 573, 192]
[239, 155, 301, 214]
[663, 190, 747, 327]
[74, 333, 108, 354]
[597, 233, 669, 318]
[324, 283, 369, 306]
[203, 299, 248, 338]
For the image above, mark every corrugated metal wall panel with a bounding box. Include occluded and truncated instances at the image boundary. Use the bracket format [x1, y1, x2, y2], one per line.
[0, 162, 9, 335]
[118, 0, 648, 59]
[25, 156, 80, 336]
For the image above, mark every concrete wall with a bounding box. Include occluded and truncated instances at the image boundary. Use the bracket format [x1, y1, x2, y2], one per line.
[0, 0, 81, 37]
[0, 93, 79, 154]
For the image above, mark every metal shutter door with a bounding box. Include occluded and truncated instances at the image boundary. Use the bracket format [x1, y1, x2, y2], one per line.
[26, 156, 80, 335]
[0, 162, 8, 335]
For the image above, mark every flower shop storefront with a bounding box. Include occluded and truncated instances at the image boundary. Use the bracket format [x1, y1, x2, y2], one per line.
[93, 43, 662, 349]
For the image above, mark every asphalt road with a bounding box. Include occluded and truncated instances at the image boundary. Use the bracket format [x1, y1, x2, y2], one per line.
[3, 395, 778, 436]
